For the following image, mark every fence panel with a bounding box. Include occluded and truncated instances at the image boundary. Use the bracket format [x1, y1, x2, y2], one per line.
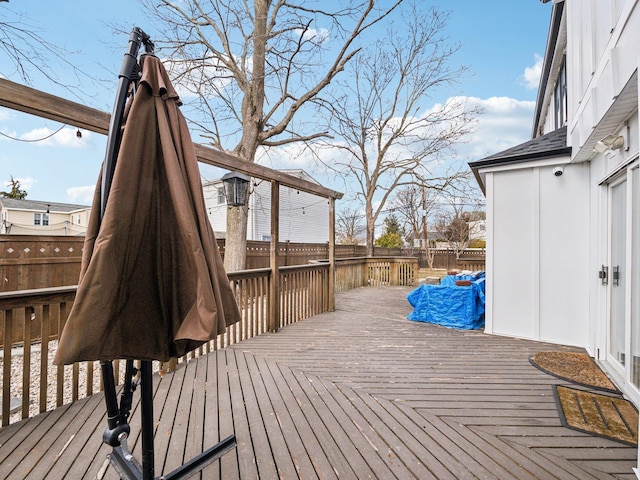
[0, 236, 84, 292]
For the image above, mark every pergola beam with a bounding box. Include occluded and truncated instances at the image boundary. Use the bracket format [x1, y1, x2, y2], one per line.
[0, 78, 343, 200]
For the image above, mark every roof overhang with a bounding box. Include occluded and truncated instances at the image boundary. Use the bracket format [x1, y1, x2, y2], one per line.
[469, 127, 571, 194]
[571, 71, 638, 163]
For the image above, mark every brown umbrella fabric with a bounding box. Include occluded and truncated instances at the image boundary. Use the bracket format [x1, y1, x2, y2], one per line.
[54, 55, 241, 364]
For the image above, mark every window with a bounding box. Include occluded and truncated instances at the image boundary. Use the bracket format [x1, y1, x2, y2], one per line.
[34, 213, 50, 226]
[554, 58, 567, 130]
[217, 187, 226, 205]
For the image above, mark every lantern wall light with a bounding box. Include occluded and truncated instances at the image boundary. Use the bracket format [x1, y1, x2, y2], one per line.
[221, 171, 250, 207]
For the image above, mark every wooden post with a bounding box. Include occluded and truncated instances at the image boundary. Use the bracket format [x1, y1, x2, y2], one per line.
[390, 259, 398, 286]
[328, 198, 336, 312]
[269, 180, 280, 332]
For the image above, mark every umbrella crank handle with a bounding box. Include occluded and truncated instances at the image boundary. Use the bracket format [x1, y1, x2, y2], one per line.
[103, 422, 131, 448]
[100, 360, 131, 447]
[119, 359, 139, 420]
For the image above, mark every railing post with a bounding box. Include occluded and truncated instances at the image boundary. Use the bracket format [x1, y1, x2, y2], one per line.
[390, 259, 398, 286]
[328, 198, 335, 312]
[269, 180, 280, 332]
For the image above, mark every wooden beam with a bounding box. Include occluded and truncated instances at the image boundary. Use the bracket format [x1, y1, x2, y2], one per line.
[194, 144, 343, 199]
[0, 78, 110, 134]
[0, 78, 343, 200]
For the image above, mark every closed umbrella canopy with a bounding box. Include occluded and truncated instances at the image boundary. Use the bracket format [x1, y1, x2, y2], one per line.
[55, 55, 241, 364]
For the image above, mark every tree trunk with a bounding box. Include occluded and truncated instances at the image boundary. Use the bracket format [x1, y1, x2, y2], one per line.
[223, 0, 268, 272]
[365, 202, 375, 257]
[224, 203, 249, 272]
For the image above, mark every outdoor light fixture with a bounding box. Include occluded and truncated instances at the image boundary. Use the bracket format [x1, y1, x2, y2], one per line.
[593, 134, 625, 154]
[221, 171, 250, 207]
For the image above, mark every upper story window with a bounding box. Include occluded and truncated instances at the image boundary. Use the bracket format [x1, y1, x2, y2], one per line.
[554, 58, 567, 130]
[34, 213, 49, 226]
[217, 187, 226, 205]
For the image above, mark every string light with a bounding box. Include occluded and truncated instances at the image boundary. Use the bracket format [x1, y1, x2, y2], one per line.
[0, 124, 68, 142]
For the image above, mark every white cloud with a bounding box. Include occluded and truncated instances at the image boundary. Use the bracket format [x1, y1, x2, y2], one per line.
[456, 96, 536, 161]
[66, 185, 95, 204]
[521, 54, 544, 90]
[295, 27, 330, 45]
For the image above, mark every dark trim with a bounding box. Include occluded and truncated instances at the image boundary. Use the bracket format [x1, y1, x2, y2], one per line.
[468, 146, 572, 170]
[532, 2, 565, 137]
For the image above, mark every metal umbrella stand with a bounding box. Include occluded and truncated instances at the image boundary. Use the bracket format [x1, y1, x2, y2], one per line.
[55, 27, 237, 480]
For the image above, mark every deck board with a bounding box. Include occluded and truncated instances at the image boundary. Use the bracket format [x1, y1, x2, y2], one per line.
[0, 286, 637, 479]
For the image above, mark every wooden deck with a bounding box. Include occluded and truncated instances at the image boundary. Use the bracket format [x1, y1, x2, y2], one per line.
[0, 286, 637, 479]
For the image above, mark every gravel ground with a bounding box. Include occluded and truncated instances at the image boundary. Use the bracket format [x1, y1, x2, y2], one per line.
[0, 341, 164, 424]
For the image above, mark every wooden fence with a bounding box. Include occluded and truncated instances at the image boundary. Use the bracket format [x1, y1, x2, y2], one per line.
[0, 257, 416, 425]
[0, 236, 84, 292]
[0, 235, 482, 292]
[333, 257, 417, 293]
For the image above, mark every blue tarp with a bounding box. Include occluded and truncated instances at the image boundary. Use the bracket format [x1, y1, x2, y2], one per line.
[407, 272, 486, 330]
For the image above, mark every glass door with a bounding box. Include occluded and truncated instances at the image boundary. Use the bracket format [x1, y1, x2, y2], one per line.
[631, 166, 640, 387]
[609, 178, 627, 371]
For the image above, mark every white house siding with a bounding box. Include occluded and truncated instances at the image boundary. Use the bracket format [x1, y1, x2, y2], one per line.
[482, 157, 590, 348]
[203, 184, 227, 235]
[489, 169, 536, 340]
[566, 1, 640, 154]
[537, 161, 590, 346]
[203, 171, 329, 243]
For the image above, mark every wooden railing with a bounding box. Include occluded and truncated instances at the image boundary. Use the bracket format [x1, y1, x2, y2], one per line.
[0, 264, 331, 425]
[0, 258, 416, 426]
[334, 257, 418, 292]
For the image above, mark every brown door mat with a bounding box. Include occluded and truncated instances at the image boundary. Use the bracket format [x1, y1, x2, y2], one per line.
[554, 385, 638, 446]
[530, 351, 619, 393]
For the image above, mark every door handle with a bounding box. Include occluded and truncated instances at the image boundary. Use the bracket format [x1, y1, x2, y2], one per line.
[599, 265, 608, 285]
[613, 265, 620, 286]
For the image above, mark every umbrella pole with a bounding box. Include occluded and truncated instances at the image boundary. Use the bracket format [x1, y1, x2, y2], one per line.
[99, 27, 236, 479]
[99, 27, 152, 480]
[140, 361, 155, 479]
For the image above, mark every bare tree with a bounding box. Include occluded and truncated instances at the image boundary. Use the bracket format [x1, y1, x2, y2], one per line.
[390, 184, 444, 268]
[336, 208, 365, 245]
[140, 0, 402, 271]
[433, 190, 485, 259]
[1, 5, 93, 95]
[389, 186, 423, 246]
[321, 2, 480, 256]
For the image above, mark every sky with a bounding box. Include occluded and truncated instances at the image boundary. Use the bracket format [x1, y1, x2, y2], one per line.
[0, 1, 552, 206]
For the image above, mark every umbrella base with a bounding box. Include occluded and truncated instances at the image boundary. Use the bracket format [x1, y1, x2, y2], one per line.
[103, 360, 236, 480]
[108, 434, 237, 480]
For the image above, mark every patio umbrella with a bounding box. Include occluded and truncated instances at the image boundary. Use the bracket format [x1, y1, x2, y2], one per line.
[54, 54, 241, 365]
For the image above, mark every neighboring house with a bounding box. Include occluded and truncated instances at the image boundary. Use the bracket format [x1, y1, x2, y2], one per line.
[467, 220, 486, 243]
[203, 169, 329, 243]
[470, 0, 640, 421]
[0, 198, 91, 235]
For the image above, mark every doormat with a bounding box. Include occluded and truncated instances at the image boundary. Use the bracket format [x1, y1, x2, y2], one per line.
[554, 385, 638, 446]
[530, 351, 619, 393]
